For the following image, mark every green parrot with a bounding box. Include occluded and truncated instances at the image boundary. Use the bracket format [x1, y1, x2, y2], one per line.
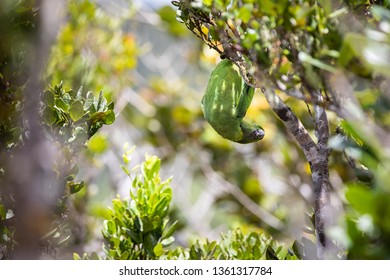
[201, 59, 265, 143]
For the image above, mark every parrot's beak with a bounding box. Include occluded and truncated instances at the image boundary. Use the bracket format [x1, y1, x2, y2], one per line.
[254, 129, 265, 140]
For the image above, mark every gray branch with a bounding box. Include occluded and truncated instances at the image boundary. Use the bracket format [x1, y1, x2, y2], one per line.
[260, 87, 331, 257]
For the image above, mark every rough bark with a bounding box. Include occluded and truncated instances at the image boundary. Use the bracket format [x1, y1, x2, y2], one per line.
[261, 87, 331, 258]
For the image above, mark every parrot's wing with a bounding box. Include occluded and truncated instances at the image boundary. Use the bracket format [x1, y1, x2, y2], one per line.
[235, 83, 255, 119]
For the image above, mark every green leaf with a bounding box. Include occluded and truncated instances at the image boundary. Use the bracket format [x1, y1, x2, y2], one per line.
[144, 233, 158, 257]
[154, 243, 164, 257]
[55, 97, 70, 112]
[237, 4, 253, 23]
[62, 92, 72, 104]
[123, 228, 142, 244]
[104, 220, 117, 235]
[345, 184, 374, 215]
[141, 217, 156, 233]
[129, 200, 140, 216]
[66, 181, 85, 194]
[340, 120, 381, 167]
[43, 90, 55, 106]
[266, 246, 279, 260]
[162, 220, 178, 239]
[298, 51, 337, 72]
[69, 100, 84, 122]
[189, 242, 203, 260]
[338, 33, 372, 77]
[107, 101, 115, 110]
[371, 5, 390, 21]
[68, 126, 88, 144]
[42, 107, 58, 125]
[84, 91, 94, 111]
[76, 86, 84, 100]
[87, 133, 108, 154]
[153, 197, 170, 217]
[103, 110, 115, 124]
[242, 29, 260, 49]
[134, 216, 144, 232]
[89, 111, 115, 125]
[142, 155, 161, 179]
[161, 236, 174, 246]
[96, 91, 107, 112]
[208, 27, 220, 41]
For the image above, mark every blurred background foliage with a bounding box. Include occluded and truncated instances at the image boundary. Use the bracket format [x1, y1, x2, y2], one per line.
[43, 0, 312, 257]
[1, 0, 390, 259]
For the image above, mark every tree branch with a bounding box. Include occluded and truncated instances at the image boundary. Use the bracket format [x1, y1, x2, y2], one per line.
[260, 87, 331, 257]
[201, 164, 284, 230]
[311, 90, 331, 253]
[261, 88, 318, 163]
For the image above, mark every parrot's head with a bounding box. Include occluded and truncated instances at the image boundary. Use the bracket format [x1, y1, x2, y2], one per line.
[238, 121, 265, 144]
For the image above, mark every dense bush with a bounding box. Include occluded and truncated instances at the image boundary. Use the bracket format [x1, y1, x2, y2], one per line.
[75, 150, 298, 260]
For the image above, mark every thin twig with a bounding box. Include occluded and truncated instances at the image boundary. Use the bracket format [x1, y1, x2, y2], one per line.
[200, 164, 284, 230]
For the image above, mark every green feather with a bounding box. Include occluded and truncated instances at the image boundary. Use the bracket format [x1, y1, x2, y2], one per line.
[201, 59, 265, 143]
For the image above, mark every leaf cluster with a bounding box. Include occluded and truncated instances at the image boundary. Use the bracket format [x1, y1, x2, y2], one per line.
[329, 120, 390, 259]
[0, 0, 38, 152]
[173, 1, 390, 107]
[41, 82, 115, 149]
[77, 151, 298, 260]
[173, 0, 342, 88]
[46, 0, 138, 99]
[180, 229, 298, 260]
[39, 82, 116, 201]
[102, 153, 176, 259]
[0, 80, 116, 258]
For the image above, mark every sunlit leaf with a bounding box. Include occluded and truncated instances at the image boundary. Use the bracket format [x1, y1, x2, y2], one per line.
[69, 100, 84, 121]
[298, 52, 337, 72]
[162, 221, 178, 239]
[55, 97, 70, 112]
[87, 133, 108, 154]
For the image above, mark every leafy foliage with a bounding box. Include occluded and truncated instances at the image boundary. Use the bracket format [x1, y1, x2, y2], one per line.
[1, 0, 38, 257]
[173, 0, 342, 89]
[173, 0, 390, 259]
[76, 150, 298, 260]
[0, 0, 36, 159]
[329, 120, 390, 259]
[3, 0, 390, 261]
[41, 82, 115, 199]
[183, 229, 298, 260]
[1, 0, 132, 259]
[41, 82, 115, 147]
[102, 150, 176, 259]
[0, 80, 115, 257]
[172, 0, 390, 113]
[46, 0, 138, 100]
